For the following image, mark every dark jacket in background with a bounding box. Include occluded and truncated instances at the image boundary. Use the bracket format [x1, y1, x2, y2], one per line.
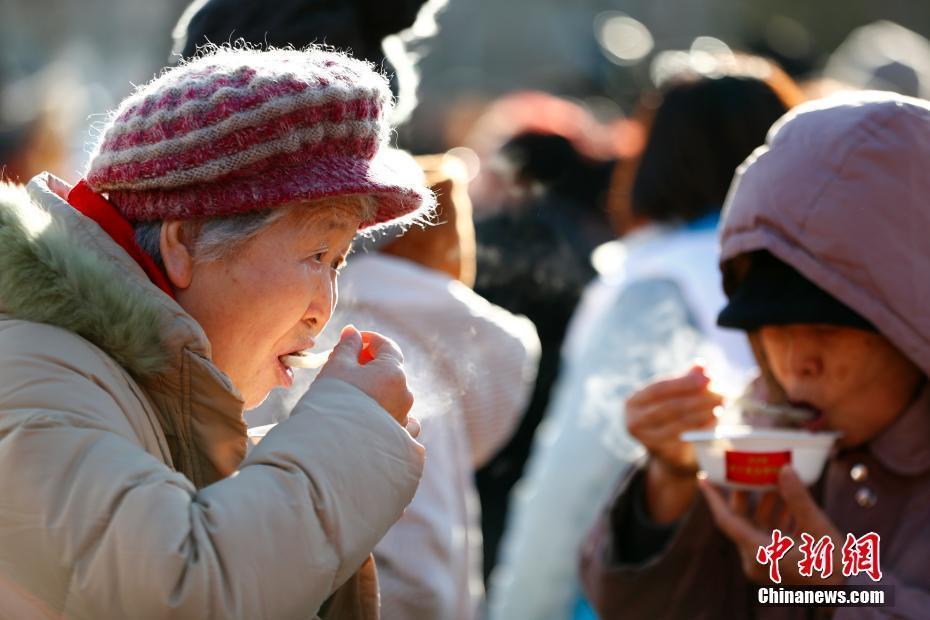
[474, 136, 616, 579]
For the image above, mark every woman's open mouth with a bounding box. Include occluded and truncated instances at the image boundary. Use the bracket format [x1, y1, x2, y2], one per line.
[275, 357, 295, 388]
[275, 341, 319, 386]
[791, 401, 829, 431]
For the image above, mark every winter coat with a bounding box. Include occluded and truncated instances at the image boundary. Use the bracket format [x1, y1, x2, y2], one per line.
[0, 174, 424, 619]
[488, 223, 754, 620]
[580, 92, 930, 619]
[250, 252, 541, 620]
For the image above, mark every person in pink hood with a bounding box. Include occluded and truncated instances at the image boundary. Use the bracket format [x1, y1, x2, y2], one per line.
[580, 91, 930, 619]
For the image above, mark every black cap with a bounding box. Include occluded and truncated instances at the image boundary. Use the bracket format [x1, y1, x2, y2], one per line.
[174, 0, 429, 62]
[718, 250, 875, 332]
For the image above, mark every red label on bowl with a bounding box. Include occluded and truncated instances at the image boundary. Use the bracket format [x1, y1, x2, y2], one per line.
[725, 450, 791, 485]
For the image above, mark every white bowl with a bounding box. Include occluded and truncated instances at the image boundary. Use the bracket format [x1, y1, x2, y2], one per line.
[681, 426, 840, 490]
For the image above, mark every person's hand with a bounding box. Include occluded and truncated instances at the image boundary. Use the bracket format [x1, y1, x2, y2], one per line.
[699, 466, 845, 586]
[627, 365, 722, 472]
[626, 365, 723, 522]
[317, 325, 418, 437]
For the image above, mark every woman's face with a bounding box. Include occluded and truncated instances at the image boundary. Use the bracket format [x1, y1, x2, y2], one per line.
[759, 324, 925, 447]
[177, 205, 360, 408]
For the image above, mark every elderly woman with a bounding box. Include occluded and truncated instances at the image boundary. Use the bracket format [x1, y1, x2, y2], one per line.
[580, 92, 930, 618]
[0, 47, 432, 618]
[489, 66, 796, 620]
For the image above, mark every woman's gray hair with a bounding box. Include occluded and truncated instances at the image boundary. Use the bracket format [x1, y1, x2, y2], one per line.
[134, 195, 378, 270]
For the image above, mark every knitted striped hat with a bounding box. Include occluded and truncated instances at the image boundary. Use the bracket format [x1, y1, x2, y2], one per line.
[85, 46, 433, 228]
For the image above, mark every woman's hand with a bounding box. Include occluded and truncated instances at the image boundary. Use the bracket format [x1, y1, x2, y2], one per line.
[627, 366, 722, 470]
[317, 325, 418, 437]
[626, 365, 723, 522]
[699, 466, 845, 586]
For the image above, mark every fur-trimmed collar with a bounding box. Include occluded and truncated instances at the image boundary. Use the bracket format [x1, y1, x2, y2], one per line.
[0, 173, 246, 487]
[0, 178, 167, 377]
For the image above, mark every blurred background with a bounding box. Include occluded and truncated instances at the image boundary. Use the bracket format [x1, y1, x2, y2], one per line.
[3, 0, 930, 183]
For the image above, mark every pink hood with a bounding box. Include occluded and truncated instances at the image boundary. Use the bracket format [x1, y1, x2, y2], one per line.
[719, 91, 930, 376]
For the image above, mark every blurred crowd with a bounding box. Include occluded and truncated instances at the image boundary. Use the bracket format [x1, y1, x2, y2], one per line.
[2, 1, 930, 619]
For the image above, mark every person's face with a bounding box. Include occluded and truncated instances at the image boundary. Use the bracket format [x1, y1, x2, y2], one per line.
[759, 324, 925, 447]
[177, 205, 360, 409]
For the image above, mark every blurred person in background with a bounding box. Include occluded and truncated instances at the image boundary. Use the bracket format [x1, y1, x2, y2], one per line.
[582, 91, 930, 619]
[824, 20, 930, 100]
[462, 91, 637, 220]
[488, 55, 802, 620]
[466, 96, 625, 581]
[176, 2, 541, 618]
[173, 0, 444, 122]
[794, 20, 930, 102]
[0, 64, 73, 184]
[0, 47, 432, 618]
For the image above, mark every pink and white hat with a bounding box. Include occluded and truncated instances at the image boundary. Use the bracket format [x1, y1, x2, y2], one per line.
[85, 46, 433, 229]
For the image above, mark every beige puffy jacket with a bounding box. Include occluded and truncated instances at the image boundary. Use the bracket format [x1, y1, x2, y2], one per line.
[0, 174, 424, 619]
